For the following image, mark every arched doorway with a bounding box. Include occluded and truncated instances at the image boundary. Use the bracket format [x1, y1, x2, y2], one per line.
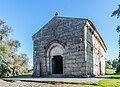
[52, 55, 63, 74]
[47, 43, 64, 75]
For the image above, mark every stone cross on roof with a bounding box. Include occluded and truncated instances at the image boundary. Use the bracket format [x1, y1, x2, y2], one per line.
[55, 12, 58, 17]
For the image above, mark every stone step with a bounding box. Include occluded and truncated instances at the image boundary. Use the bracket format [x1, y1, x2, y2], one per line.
[47, 74, 63, 78]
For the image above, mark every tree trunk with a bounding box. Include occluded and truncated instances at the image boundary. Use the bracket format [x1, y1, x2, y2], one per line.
[0, 65, 5, 77]
[12, 68, 16, 76]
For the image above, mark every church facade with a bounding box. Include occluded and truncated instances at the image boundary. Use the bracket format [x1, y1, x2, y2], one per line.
[32, 14, 107, 77]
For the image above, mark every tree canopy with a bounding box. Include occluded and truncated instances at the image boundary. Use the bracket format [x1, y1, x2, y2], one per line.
[111, 4, 120, 18]
[0, 19, 28, 77]
[111, 4, 120, 73]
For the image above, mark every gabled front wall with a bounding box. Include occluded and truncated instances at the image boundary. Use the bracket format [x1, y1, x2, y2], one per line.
[33, 17, 88, 77]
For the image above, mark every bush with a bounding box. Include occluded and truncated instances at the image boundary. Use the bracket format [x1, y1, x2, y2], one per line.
[116, 64, 120, 73]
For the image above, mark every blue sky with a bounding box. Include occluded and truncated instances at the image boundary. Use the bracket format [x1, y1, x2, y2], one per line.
[0, 0, 119, 68]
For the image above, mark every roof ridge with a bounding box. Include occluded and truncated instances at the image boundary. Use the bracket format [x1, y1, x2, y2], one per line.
[56, 16, 88, 20]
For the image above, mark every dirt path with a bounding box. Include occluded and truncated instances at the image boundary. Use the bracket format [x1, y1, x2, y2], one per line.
[2, 75, 113, 87]
[0, 80, 100, 87]
[3, 75, 113, 83]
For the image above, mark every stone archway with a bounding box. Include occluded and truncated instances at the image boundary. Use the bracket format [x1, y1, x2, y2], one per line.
[47, 43, 64, 75]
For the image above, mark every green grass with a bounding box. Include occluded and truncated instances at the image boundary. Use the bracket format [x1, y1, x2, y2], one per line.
[4, 70, 33, 78]
[58, 73, 120, 87]
[106, 69, 116, 74]
[24, 70, 33, 75]
[97, 74, 120, 87]
[60, 82, 97, 85]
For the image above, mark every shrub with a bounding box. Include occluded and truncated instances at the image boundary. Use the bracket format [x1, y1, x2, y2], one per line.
[116, 64, 120, 73]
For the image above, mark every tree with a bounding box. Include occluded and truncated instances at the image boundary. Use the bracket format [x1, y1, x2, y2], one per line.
[7, 53, 28, 76]
[0, 19, 12, 77]
[106, 60, 112, 69]
[111, 4, 120, 61]
[111, 4, 120, 18]
[116, 64, 120, 73]
[107, 60, 112, 65]
[0, 19, 28, 77]
[106, 62, 112, 69]
[111, 4, 120, 73]
[112, 58, 119, 69]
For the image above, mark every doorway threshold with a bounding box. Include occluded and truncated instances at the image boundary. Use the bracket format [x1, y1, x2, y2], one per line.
[48, 74, 63, 78]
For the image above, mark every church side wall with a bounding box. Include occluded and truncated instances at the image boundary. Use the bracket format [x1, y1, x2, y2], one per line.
[92, 34, 106, 76]
[85, 21, 106, 76]
[92, 30, 106, 76]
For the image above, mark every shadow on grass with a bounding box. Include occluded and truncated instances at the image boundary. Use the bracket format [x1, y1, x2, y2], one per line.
[108, 77, 120, 79]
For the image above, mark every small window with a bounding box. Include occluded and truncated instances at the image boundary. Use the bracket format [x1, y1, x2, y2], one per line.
[65, 42, 67, 46]
[80, 38, 83, 43]
[92, 31, 94, 35]
[44, 46, 46, 49]
[91, 47, 93, 51]
[81, 49, 84, 51]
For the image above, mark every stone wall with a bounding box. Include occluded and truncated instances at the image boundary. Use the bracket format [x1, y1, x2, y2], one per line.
[84, 21, 106, 76]
[33, 17, 88, 76]
[92, 33, 106, 76]
[88, 23, 106, 76]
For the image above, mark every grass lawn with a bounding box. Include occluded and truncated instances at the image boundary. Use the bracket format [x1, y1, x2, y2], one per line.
[106, 69, 116, 74]
[67, 74, 120, 87]
[3, 70, 33, 78]
[97, 74, 120, 87]
[24, 70, 33, 75]
[61, 69, 119, 87]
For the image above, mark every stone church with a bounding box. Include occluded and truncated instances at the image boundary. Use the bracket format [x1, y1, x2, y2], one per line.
[32, 13, 107, 77]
